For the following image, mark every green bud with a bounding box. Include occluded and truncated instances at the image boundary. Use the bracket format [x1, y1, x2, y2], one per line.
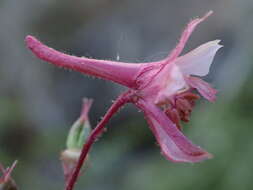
[61, 98, 93, 183]
[66, 98, 92, 150]
[66, 119, 91, 150]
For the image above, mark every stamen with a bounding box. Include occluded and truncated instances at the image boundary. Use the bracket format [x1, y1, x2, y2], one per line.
[178, 91, 200, 101]
[163, 91, 200, 129]
[176, 99, 192, 113]
[165, 108, 182, 130]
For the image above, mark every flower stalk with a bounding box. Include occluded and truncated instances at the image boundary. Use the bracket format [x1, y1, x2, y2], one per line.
[66, 91, 132, 190]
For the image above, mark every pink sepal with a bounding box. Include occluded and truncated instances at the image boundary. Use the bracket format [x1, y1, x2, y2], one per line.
[186, 76, 217, 102]
[166, 11, 213, 62]
[135, 99, 212, 163]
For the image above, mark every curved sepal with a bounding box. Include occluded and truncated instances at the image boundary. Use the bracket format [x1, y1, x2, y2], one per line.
[186, 76, 217, 102]
[135, 99, 212, 163]
[166, 11, 213, 62]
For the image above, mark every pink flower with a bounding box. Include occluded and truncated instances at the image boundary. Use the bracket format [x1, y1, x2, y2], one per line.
[25, 11, 222, 163]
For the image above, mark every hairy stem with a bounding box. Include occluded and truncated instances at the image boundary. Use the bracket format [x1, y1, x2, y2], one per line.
[65, 91, 132, 190]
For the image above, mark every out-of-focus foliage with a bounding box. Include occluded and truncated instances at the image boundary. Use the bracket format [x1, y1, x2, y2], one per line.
[1, 0, 253, 190]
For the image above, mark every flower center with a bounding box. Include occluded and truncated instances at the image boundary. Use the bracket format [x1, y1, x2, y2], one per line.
[159, 91, 200, 130]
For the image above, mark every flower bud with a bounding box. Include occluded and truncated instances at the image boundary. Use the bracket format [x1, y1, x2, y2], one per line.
[61, 98, 93, 183]
[0, 161, 18, 190]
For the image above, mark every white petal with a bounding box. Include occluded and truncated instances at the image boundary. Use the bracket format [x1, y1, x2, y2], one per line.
[154, 64, 187, 104]
[163, 64, 187, 96]
[175, 40, 223, 76]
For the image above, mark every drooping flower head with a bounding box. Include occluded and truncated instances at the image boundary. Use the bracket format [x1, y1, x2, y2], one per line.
[26, 11, 222, 163]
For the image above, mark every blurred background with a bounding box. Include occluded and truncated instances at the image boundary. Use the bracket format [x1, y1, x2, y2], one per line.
[1, 0, 253, 189]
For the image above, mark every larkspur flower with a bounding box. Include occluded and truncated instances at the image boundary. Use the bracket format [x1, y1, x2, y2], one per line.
[26, 11, 222, 190]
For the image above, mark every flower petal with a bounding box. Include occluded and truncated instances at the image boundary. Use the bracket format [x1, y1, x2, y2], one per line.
[135, 99, 212, 163]
[175, 40, 223, 76]
[166, 11, 213, 61]
[186, 76, 217, 102]
[154, 64, 187, 104]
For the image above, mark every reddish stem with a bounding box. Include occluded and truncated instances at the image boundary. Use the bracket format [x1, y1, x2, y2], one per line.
[65, 91, 132, 190]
